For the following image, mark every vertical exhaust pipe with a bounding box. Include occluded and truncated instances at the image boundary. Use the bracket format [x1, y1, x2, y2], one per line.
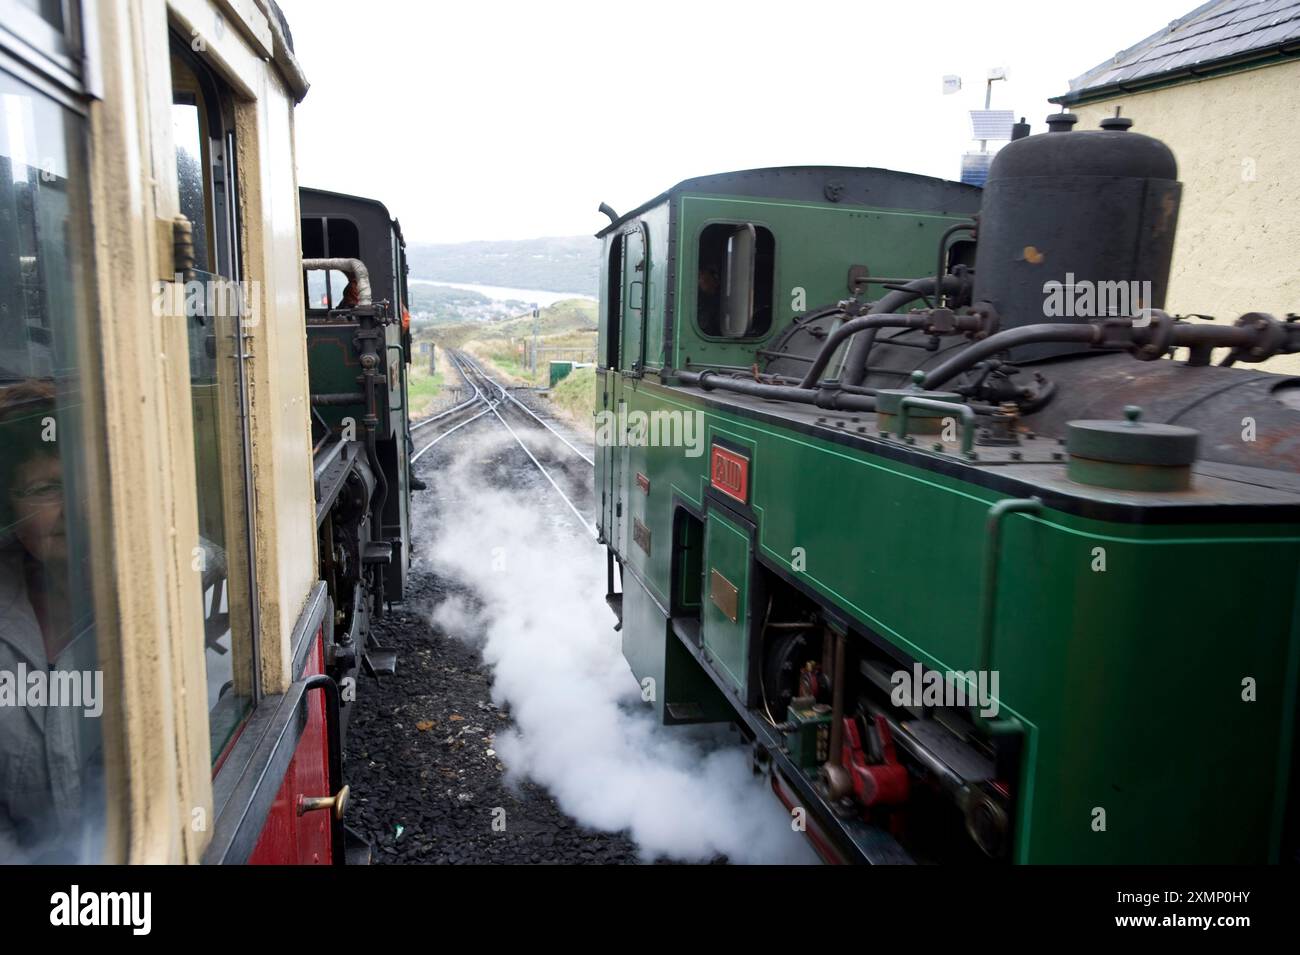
[820, 627, 852, 800]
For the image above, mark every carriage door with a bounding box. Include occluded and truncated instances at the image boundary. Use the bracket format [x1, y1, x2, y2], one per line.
[616, 225, 647, 554]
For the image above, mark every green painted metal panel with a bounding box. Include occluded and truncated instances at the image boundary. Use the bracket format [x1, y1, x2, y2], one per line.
[602, 376, 1300, 862]
[702, 507, 752, 695]
[672, 194, 972, 370]
[549, 360, 573, 388]
[622, 568, 733, 725]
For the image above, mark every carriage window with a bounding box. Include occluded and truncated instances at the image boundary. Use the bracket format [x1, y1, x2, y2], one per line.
[0, 69, 116, 863]
[170, 43, 259, 767]
[697, 223, 775, 339]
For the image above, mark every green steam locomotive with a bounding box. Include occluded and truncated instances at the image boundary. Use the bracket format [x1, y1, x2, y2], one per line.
[595, 116, 1300, 864]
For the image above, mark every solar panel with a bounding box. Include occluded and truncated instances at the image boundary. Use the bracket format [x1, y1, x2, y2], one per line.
[970, 110, 1015, 141]
[960, 152, 994, 187]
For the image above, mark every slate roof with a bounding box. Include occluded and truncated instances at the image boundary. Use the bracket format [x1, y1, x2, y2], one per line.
[1054, 0, 1300, 104]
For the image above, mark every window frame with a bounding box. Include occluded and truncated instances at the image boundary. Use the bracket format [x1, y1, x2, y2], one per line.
[300, 213, 363, 309]
[0, 0, 92, 106]
[692, 219, 778, 343]
[602, 232, 624, 368]
[168, 31, 264, 762]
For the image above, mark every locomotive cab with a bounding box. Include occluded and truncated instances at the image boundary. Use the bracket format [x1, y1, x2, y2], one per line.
[301, 188, 415, 607]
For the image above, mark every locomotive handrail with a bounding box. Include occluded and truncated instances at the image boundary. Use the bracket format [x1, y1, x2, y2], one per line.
[301, 674, 347, 865]
[978, 497, 1043, 676]
[898, 396, 977, 457]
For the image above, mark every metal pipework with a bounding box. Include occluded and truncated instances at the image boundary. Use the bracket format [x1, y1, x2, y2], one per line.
[311, 391, 367, 406]
[923, 324, 1108, 390]
[797, 314, 926, 388]
[935, 222, 976, 307]
[841, 276, 969, 387]
[821, 628, 852, 801]
[678, 369, 1002, 420]
[680, 369, 878, 411]
[920, 313, 1298, 391]
[800, 308, 991, 390]
[303, 257, 373, 305]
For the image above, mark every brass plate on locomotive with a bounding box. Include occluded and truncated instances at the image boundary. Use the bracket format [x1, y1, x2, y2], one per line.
[633, 518, 652, 555]
[709, 569, 739, 623]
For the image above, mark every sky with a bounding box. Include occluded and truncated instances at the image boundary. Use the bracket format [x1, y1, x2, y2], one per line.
[277, 0, 1196, 244]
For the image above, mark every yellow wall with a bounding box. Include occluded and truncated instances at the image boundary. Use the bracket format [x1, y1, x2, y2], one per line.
[1072, 60, 1300, 375]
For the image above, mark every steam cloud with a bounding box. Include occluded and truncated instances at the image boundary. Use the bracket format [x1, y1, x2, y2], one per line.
[420, 429, 815, 864]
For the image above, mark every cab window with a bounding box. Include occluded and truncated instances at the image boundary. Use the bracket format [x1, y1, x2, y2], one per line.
[696, 222, 775, 339]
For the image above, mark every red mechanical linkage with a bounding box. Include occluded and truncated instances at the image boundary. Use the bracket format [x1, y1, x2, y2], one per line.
[842, 714, 910, 807]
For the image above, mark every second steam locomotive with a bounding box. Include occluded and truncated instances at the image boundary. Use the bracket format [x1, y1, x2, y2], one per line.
[595, 113, 1300, 864]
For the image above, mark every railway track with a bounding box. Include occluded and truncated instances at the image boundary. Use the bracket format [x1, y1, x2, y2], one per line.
[346, 350, 638, 867]
[410, 352, 498, 462]
[416, 349, 596, 538]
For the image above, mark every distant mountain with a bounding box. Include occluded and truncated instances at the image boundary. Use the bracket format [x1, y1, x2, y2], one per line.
[405, 235, 599, 296]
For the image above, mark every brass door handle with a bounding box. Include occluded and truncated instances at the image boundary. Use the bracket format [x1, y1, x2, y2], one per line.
[297, 784, 349, 821]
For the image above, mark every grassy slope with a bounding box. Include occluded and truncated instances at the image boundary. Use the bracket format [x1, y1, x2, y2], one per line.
[407, 360, 446, 418]
[420, 298, 599, 429]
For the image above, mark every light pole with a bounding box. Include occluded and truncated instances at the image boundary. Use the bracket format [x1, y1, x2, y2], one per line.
[980, 67, 1008, 153]
[530, 302, 539, 381]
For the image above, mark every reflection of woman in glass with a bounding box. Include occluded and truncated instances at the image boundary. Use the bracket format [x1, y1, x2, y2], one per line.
[0, 379, 95, 862]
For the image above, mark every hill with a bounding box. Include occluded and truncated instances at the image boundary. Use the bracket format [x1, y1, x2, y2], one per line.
[423, 297, 597, 351]
[406, 235, 600, 296]
[408, 283, 530, 325]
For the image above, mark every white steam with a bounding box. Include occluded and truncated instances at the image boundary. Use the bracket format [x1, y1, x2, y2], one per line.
[420, 428, 815, 864]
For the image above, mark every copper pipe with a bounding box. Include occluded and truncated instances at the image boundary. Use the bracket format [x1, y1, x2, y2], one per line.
[820, 627, 853, 800]
[827, 628, 846, 762]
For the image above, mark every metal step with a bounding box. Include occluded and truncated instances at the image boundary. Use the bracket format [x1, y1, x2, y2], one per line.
[344, 825, 372, 866]
[666, 702, 704, 721]
[362, 648, 397, 677]
[605, 592, 623, 629]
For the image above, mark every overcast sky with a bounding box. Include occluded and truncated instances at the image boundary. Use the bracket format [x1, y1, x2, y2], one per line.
[277, 0, 1194, 244]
